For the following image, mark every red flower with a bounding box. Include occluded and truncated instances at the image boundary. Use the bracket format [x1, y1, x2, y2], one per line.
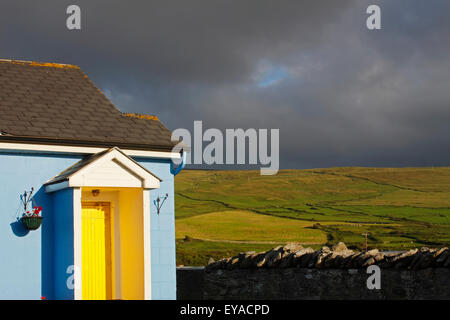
[41, 296, 46, 300]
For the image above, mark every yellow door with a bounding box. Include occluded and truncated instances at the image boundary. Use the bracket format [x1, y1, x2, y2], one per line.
[81, 202, 112, 300]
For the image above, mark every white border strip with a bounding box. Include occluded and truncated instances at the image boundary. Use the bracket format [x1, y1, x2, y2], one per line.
[143, 189, 152, 300]
[0, 142, 180, 159]
[45, 181, 69, 193]
[73, 187, 82, 300]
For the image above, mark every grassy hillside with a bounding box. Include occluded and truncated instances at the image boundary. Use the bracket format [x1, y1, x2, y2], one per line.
[175, 167, 450, 266]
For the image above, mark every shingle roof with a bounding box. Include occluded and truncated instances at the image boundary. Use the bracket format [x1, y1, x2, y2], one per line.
[0, 59, 176, 151]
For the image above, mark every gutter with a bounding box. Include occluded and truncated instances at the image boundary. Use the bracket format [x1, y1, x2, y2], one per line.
[170, 151, 187, 176]
[0, 135, 176, 152]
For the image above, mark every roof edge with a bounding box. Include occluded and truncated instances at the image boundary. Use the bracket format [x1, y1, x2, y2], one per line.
[0, 135, 179, 152]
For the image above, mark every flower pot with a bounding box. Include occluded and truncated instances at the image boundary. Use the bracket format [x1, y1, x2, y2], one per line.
[21, 216, 43, 230]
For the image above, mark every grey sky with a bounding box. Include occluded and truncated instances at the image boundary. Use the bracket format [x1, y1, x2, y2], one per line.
[1, 1, 450, 169]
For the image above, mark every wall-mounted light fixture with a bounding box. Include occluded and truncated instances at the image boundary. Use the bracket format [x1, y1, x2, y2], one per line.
[154, 193, 168, 215]
[92, 189, 100, 197]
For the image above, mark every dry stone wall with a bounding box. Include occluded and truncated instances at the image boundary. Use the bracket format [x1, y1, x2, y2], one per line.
[205, 243, 450, 271]
[177, 243, 450, 300]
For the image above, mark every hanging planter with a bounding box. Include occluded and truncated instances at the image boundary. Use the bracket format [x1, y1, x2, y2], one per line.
[21, 216, 43, 230]
[19, 187, 43, 231]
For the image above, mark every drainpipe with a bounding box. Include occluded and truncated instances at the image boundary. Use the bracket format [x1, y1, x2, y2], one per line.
[170, 151, 186, 176]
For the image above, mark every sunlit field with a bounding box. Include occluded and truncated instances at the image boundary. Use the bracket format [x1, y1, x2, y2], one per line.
[175, 168, 450, 265]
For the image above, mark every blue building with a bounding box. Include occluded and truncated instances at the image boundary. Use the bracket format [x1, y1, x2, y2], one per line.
[0, 59, 184, 300]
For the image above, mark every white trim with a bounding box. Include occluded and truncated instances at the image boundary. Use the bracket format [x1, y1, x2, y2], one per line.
[0, 142, 180, 159]
[45, 181, 69, 193]
[73, 188, 82, 300]
[69, 149, 160, 189]
[143, 189, 152, 300]
[45, 148, 161, 192]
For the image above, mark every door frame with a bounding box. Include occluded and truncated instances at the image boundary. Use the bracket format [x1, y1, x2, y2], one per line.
[73, 188, 152, 300]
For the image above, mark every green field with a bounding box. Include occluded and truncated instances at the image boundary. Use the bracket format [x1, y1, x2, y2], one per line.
[175, 167, 450, 266]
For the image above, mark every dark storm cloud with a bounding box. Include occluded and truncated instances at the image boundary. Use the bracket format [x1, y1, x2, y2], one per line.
[1, 0, 450, 168]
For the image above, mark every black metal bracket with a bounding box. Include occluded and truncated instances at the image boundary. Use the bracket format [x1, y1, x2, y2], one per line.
[154, 193, 169, 215]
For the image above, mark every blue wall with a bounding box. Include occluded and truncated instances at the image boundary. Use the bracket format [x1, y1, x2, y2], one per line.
[0, 152, 82, 300]
[136, 158, 177, 300]
[0, 151, 177, 300]
[52, 188, 75, 300]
